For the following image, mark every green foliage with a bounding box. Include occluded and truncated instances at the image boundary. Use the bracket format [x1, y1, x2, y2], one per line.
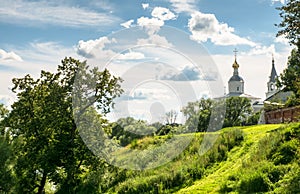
[272, 139, 299, 165]
[285, 92, 300, 107]
[183, 97, 253, 131]
[219, 123, 300, 194]
[5, 57, 123, 193]
[245, 111, 261, 125]
[277, 48, 300, 99]
[273, 163, 300, 193]
[0, 104, 9, 135]
[0, 136, 14, 193]
[276, 0, 300, 47]
[111, 117, 156, 146]
[223, 97, 252, 127]
[181, 98, 213, 132]
[109, 128, 245, 193]
[239, 172, 271, 193]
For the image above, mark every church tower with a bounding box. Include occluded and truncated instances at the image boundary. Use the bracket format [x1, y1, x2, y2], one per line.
[228, 50, 244, 94]
[266, 55, 278, 98]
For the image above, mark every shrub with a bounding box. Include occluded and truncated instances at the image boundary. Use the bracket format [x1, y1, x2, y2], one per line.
[238, 172, 271, 193]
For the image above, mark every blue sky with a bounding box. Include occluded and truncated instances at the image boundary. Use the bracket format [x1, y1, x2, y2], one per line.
[0, 0, 293, 121]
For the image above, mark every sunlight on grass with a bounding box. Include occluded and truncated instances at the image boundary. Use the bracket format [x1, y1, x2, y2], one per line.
[176, 124, 282, 194]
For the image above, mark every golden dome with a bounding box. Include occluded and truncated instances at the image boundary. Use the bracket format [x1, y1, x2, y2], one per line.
[232, 59, 239, 69]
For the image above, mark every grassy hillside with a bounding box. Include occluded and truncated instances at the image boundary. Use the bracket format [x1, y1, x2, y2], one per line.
[105, 123, 300, 193]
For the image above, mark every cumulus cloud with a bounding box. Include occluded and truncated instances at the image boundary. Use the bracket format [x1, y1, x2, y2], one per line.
[117, 51, 145, 60]
[137, 16, 165, 36]
[0, 0, 120, 28]
[137, 16, 164, 28]
[169, 0, 196, 13]
[151, 7, 176, 21]
[0, 49, 23, 62]
[188, 11, 256, 46]
[142, 3, 149, 10]
[159, 66, 201, 81]
[137, 34, 173, 47]
[76, 37, 116, 58]
[243, 44, 276, 56]
[120, 19, 134, 28]
[136, 7, 176, 47]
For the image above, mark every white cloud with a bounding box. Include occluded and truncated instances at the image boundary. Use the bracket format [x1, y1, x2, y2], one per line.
[243, 45, 276, 56]
[117, 51, 145, 60]
[151, 7, 176, 21]
[136, 6, 175, 47]
[159, 65, 201, 81]
[137, 16, 164, 28]
[120, 19, 134, 28]
[137, 34, 173, 47]
[21, 41, 76, 66]
[0, 49, 23, 62]
[0, 0, 120, 27]
[142, 3, 149, 10]
[188, 11, 256, 46]
[272, 0, 285, 4]
[137, 16, 165, 36]
[76, 37, 117, 58]
[275, 35, 290, 45]
[169, 0, 196, 13]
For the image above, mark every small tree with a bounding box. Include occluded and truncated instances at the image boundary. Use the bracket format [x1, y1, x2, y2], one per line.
[165, 110, 178, 125]
[181, 98, 213, 132]
[223, 97, 252, 127]
[277, 48, 300, 99]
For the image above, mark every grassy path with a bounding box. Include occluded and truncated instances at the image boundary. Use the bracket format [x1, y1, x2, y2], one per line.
[176, 124, 282, 194]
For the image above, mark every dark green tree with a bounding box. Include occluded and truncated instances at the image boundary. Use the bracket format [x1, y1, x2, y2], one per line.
[111, 117, 156, 146]
[277, 48, 300, 99]
[181, 98, 213, 132]
[276, 0, 300, 100]
[0, 104, 14, 193]
[276, 0, 300, 47]
[6, 57, 123, 193]
[223, 97, 252, 127]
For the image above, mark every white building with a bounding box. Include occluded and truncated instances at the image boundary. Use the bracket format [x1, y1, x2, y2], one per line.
[215, 52, 261, 112]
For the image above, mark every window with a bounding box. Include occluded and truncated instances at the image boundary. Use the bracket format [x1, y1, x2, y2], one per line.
[237, 87, 239, 91]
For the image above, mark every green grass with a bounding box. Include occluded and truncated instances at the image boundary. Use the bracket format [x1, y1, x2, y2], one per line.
[102, 123, 300, 194]
[176, 124, 282, 193]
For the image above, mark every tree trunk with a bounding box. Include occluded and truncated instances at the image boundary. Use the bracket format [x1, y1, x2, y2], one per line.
[37, 172, 47, 194]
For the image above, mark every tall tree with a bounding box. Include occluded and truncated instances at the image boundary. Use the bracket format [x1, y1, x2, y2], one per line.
[223, 97, 252, 127]
[0, 104, 14, 193]
[276, 0, 300, 47]
[6, 57, 123, 193]
[276, 0, 300, 99]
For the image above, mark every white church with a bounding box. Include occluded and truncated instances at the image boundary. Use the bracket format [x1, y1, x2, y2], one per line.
[215, 50, 279, 112]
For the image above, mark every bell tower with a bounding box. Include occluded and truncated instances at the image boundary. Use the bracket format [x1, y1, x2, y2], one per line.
[266, 55, 278, 98]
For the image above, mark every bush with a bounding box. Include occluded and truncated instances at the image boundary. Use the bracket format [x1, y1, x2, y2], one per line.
[272, 139, 299, 165]
[238, 172, 271, 193]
